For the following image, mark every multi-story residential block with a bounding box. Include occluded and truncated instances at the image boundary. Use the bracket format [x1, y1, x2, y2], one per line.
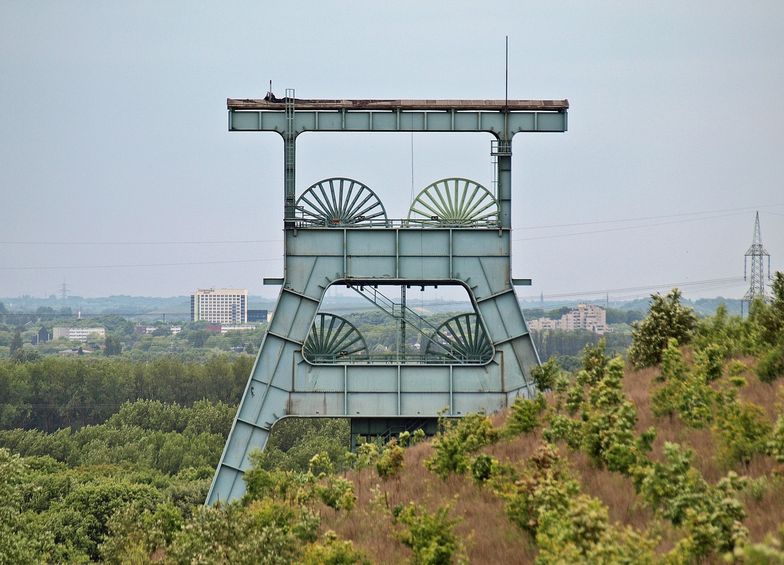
[527, 304, 609, 335]
[191, 288, 248, 324]
[52, 326, 106, 342]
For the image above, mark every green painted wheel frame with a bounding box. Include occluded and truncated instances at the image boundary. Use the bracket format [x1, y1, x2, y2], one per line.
[303, 313, 369, 362]
[297, 177, 387, 226]
[425, 313, 493, 362]
[408, 178, 498, 226]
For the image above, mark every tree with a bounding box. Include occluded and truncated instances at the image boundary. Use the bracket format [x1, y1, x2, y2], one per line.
[9, 330, 23, 354]
[628, 289, 697, 369]
[104, 335, 123, 356]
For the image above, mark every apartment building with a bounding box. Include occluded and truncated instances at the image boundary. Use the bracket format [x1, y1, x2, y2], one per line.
[53, 326, 106, 342]
[191, 288, 248, 324]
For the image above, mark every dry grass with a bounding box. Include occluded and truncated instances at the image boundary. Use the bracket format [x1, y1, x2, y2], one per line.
[321, 441, 536, 564]
[321, 354, 784, 563]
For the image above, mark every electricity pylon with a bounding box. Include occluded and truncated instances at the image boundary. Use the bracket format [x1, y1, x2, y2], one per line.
[742, 211, 771, 315]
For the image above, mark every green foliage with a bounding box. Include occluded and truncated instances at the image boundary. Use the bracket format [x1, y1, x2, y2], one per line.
[531, 357, 560, 391]
[750, 272, 784, 349]
[0, 400, 230, 475]
[376, 439, 404, 480]
[769, 413, 784, 464]
[505, 394, 546, 436]
[164, 500, 311, 565]
[535, 494, 656, 565]
[732, 522, 784, 563]
[628, 289, 697, 369]
[395, 502, 463, 565]
[317, 475, 356, 512]
[301, 531, 370, 565]
[651, 339, 715, 428]
[263, 418, 351, 473]
[714, 400, 772, 467]
[9, 329, 22, 354]
[504, 444, 580, 534]
[470, 453, 496, 484]
[581, 357, 645, 474]
[542, 413, 583, 449]
[0, 355, 251, 431]
[425, 413, 498, 479]
[757, 342, 784, 383]
[633, 442, 748, 558]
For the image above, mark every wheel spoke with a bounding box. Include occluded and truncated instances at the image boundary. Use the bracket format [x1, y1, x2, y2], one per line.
[408, 178, 498, 225]
[304, 313, 368, 361]
[297, 178, 386, 226]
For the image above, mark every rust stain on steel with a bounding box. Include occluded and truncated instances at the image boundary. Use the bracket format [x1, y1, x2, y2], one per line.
[227, 98, 569, 112]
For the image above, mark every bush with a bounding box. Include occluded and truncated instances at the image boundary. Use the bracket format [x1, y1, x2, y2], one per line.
[395, 502, 462, 565]
[757, 342, 784, 384]
[505, 394, 546, 436]
[628, 289, 697, 369]
[425, 413, 498, 480]
[376, 439, 404, 480]
[531, 358, 560, 391]
[714, 401, 772, 468]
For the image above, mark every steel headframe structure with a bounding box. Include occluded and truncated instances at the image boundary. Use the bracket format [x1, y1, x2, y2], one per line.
[742, 211, 771, 315]
[206, 93, 569, 504]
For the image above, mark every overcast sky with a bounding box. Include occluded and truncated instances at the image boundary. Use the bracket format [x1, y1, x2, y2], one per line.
[1, 1, 782, 302]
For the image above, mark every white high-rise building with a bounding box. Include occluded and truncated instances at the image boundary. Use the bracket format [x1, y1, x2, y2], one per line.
[191, 288, 248, 324]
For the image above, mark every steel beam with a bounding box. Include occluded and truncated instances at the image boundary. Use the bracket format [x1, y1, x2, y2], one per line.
[229, 109, 567, 135]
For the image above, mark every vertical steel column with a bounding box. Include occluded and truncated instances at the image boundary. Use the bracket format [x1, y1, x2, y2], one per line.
[400, 285, 407, 361]
[284, 89, 296, 228]
[497, 150, 512, 229]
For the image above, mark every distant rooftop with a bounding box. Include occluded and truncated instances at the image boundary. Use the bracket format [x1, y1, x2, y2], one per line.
[227, 98, 569, 112]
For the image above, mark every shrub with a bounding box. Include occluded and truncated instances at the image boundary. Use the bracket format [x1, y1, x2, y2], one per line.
[769, 414, 784, 464]
[301, 531, 370, 565]
[634, 443, 748, 559]
[395, 502, 462, 565]
[504, 394, 546, 436]
[651, 339, 715, 428]
[425, 413, 498, 480]
[531, 358, 560, 391]
[757, 342, 784, 384]
[376, 439, 404, 480]
[714, 400, 772, 468]
[628, 289, 697, 369]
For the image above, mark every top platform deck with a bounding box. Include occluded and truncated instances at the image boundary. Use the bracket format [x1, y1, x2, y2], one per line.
[227, 98, 569, 112]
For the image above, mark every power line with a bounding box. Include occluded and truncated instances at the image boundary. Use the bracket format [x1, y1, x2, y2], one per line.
[0, 238, 283, 246]
[512, 210, 749, 242]
[518, 275, 745, 301]
[513, 202, 784, 231]
[0, 257, 282, 272]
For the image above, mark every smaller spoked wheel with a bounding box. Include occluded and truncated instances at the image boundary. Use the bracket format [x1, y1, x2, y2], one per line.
[426, 313, 493, 363]
[408, 178, 498, 226]
[296, 177, 387, 226]
[303, 313, 369, 362]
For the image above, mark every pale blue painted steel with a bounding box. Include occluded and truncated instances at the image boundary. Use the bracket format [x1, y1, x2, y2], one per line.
[207, 99, 568, 505]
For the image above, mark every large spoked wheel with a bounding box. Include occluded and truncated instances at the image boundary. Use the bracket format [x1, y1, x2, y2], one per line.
[297, 177, 387, 226]
[426, 313, 493, 363]
[408, 178, 498, 226]
[303, 313, 369, 362]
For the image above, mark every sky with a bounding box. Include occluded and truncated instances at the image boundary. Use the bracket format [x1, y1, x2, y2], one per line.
[1, 1, 783, 302]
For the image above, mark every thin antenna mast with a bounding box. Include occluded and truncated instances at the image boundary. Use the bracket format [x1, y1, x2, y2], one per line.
[505, 35, 509, 108]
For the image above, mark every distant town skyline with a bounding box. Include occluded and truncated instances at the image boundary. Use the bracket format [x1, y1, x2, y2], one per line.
[2, 2, 782, 300]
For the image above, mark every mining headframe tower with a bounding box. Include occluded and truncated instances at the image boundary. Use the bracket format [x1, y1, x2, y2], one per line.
[207, 92, 569, 504]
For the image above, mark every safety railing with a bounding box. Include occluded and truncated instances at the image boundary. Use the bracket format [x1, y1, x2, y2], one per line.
[292, 214, 500, 230]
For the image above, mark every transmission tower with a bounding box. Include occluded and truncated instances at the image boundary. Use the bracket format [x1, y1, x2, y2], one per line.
[742, 211, 771, 315]
[60, 281, 69, 301]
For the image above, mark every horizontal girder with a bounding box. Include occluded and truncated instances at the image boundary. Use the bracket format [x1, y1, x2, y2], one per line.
[229, 109, 567, 136]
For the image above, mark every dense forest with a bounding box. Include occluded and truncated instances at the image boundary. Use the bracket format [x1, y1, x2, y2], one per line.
[1, 276, 783, 562]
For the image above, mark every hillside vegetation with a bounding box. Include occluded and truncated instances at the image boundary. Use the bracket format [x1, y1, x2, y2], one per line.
[1, 275, 784, 563]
